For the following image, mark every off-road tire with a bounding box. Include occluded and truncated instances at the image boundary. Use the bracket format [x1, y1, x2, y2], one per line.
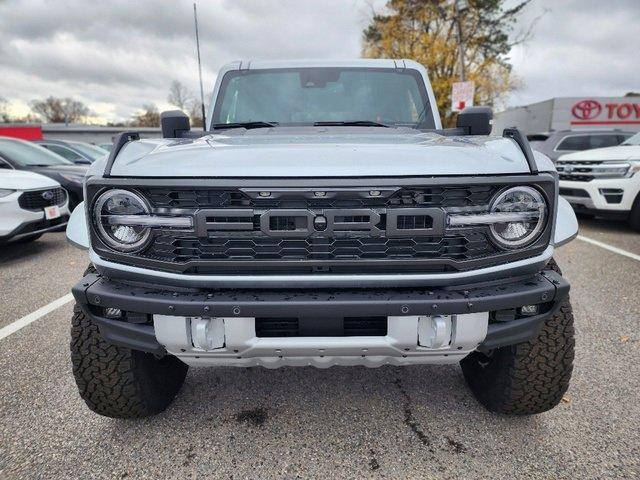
[460, 258, 574, 415]
[70, 265, 188, 418]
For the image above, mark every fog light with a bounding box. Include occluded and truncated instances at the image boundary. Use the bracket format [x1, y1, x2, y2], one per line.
[104, 307, 122, 319]
[418, 315, 452, 348]
[520, 305, 539, 316]
[190, 317, 225, 350]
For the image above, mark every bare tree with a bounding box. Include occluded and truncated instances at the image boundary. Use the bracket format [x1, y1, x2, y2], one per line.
[131, 103, 160, 127]
[30, 96, 90, 124]
[0, 96, 9, 123]
[167, 80, 193, 111]
[186, 93, 212, 128]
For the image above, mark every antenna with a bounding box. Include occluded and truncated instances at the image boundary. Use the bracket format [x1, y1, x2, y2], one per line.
[193, 2, 206, 129]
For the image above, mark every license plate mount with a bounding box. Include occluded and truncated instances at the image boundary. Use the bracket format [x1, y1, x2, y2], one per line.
[44, 205, 61, 220]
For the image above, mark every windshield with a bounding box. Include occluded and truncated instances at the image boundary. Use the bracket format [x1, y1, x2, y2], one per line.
[69, 142, 109, 160]
[0, 138, 74, 166]
[212, 67, 435, 129]
[622, 132, 640, 145]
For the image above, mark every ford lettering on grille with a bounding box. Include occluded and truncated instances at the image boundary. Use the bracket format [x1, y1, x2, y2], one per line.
[194, 208, 445, 238]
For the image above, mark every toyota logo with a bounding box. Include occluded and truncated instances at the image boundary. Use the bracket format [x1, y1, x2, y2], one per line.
[41, 190, 54, 201]
[572, 100, 602, 120]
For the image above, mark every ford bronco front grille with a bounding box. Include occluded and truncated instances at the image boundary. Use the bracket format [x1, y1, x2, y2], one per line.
[88, 177, 556, 275]
[133, 185, 500, 272]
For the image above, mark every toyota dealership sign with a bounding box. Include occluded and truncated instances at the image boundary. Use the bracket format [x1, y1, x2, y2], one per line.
[570, 99, 640, 126]
[493, 97, 640, 135]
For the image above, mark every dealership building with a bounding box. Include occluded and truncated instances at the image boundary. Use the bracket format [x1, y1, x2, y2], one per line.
[492, 97, 640, 136]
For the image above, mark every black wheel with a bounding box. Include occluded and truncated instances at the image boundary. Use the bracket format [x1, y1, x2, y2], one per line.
[629, 194, 640, 231]
[460, 258, 575, 415]
[70, 265, 188, 418]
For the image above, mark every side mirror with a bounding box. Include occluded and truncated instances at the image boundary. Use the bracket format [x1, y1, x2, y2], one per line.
[161, 110, 190, 138]
[456, 106, 493, 135]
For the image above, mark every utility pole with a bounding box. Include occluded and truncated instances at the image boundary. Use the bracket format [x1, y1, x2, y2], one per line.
[193, 2, 206, 129]
[453, 0, 468, 82]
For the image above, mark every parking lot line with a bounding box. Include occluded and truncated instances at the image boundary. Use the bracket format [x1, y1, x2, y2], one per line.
[0, 293, 74, 341]
[576, 235, 640, 262]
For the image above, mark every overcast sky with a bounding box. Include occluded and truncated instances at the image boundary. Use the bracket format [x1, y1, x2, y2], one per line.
[1, 0, 638, 123]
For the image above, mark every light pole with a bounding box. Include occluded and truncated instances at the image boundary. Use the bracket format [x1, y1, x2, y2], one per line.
[454, 0, 468, 82]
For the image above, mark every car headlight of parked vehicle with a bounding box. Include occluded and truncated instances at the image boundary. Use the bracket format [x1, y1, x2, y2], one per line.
[93, 189, 192, 252]
[448, 186, 547, 249]
[0, 188, 16, 198]
[622, 160, 640, 177]
[589, 161, 639, 178]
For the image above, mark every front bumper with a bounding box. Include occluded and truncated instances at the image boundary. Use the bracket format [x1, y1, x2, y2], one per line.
[72, 270, 569, 367]
[560, 177, 640, 213]
[0, 191, 70, 243]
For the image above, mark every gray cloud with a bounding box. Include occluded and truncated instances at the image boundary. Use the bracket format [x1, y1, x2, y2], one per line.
[509, 0, 640, 105]
[0, 0, 386, 120]
[0, 0, 638, 121]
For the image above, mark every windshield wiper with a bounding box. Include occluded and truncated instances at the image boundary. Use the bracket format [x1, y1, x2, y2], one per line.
[313, 120, 390, 128]
[211, 121, 278, 130]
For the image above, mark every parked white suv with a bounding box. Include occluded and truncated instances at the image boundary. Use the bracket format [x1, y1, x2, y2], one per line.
[557, 132, 640, 230]
[0, 169, 70, 244]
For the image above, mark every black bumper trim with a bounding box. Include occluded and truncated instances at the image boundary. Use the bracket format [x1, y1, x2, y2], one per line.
[94, 317, 164, 356]
[480, 298, 565, 351]
[72, 271, 569, 354]
[0, 215, 69, 243]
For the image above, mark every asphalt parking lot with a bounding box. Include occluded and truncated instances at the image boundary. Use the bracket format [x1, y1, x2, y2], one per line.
[0, 219, 638, 479]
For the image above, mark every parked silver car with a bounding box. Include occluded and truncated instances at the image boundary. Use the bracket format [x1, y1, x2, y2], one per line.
[527, 129, 633, 162]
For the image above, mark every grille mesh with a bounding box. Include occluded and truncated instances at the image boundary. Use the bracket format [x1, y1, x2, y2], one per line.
[141, 185, 495, 209]
[145, 231, 495, 263]
[255, 317, 388, 337]
[18, 188, 66, 210]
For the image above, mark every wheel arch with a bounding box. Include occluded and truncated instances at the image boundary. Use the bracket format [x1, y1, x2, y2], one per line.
[66, 201, 89, 250]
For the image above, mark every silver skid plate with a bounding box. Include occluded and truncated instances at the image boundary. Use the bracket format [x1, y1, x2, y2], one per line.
[154, 313, 489, 368]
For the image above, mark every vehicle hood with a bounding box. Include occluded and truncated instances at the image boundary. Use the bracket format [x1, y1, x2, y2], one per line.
[0, 169, 61, 190]
[108, 128, 534, 177]
[558, 144, 640, 162]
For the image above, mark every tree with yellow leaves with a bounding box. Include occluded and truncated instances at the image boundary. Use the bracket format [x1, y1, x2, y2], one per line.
[362, 0, 532, 126]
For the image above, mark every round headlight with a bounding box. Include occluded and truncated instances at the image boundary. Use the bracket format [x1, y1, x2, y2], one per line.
[93, 189, 151, 252]
[489, 186, 547, 248]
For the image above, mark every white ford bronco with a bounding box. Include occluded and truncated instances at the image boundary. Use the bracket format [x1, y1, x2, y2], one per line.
[67, 59, 578, 418]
